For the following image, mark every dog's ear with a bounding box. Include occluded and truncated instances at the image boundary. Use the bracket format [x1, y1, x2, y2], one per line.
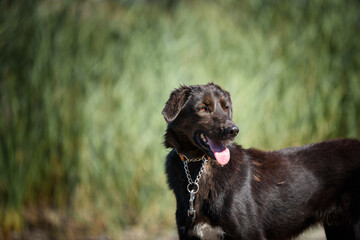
[223, 90, 233, 118]
[162, 86, 191, 123]
[211, 83, 234, 118]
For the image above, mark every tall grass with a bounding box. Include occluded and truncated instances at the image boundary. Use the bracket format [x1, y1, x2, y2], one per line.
[1, 0, 359, 237]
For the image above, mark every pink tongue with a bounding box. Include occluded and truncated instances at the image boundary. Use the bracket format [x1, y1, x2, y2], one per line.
[206, 137, 230, 165]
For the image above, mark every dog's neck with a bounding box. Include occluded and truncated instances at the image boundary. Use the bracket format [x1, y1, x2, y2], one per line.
[165, 128, 206, 160]
[175, 150, 210, 162]
[175, 149, 207, 161]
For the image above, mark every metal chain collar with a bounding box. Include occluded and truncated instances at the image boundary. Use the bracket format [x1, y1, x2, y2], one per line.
[182, 154, 208, 220]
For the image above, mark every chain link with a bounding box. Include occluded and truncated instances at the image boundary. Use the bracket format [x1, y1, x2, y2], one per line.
[183, 155, 208, 192]
[181, 154, 208, 220]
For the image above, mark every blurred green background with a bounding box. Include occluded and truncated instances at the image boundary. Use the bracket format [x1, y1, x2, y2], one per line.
[1, 0, 359, 239]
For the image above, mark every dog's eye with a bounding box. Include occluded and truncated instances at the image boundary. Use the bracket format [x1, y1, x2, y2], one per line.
[199, 106, 208, 112]
[223, 106, 230, 111]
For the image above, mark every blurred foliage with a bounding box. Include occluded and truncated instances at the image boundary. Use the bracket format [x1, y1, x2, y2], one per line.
[0, 0, 359, 238]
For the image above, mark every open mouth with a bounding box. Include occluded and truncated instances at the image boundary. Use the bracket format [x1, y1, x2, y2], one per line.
[196, 133, 231, 165]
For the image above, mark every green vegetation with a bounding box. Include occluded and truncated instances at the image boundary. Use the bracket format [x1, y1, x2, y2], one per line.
[1, 0, 359, 238]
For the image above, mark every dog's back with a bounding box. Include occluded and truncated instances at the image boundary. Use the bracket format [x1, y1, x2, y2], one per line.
[247, 138, 360, 239]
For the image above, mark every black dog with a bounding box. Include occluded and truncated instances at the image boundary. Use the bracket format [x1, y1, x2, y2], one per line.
[162, 83, 360, 240]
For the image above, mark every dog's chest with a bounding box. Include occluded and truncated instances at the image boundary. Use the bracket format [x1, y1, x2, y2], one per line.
[188, 222, 225, 240]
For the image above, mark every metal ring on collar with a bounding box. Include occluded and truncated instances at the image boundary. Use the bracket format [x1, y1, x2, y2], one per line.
[187, 182, 199, 194]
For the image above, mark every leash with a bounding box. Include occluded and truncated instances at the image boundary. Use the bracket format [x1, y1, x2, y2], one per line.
[177, 152, 209, 220]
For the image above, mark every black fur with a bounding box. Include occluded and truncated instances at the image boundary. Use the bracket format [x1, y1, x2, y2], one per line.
[162, 83, 360, 240]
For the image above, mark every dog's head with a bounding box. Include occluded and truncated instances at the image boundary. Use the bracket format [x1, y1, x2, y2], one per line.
[162, 83, 239, 165]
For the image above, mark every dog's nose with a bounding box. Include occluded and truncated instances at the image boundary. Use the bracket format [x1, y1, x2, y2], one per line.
[225, 125, 239, 138]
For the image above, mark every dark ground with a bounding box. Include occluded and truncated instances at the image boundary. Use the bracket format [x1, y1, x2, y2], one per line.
[1, 206, 326, 240]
